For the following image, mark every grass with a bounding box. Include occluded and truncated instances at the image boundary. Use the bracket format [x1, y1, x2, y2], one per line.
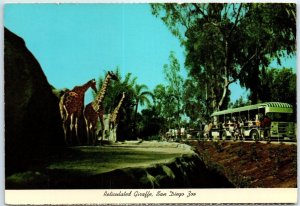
[47, 141, 194, 175]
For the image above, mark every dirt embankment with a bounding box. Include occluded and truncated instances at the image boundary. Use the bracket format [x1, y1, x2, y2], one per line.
[189, 141, 297, 188]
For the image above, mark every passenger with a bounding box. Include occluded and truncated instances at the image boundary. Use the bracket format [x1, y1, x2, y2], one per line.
[203, 124, 209, 140]
[229, 118, 235, 138]
[255, 120, 260, 126]
[229, 118, 234, 131]
[261, 115, 271, 142]
[249, 117, 256, 127]
[237, 118, 245, 141]
[223, 119, 229, 129]
[208, 121, 213, 141]
[217, 121, 224, 140]
[203, 121, 212, 140]
[243, 117, 248, 127]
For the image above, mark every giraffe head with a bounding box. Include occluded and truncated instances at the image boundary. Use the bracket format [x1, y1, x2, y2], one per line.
[89, 79, 97, 93]
[108, 71, 119, 81]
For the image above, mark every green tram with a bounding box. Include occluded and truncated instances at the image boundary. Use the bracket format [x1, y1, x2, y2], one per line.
[210, 102, 296, 141]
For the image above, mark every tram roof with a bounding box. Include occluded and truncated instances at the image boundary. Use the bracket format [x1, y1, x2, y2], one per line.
[211, 102, 293, 116]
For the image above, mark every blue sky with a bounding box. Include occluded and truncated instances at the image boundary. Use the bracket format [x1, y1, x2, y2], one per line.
[5, 4, 188, 104]
[4, 3, 296, 105]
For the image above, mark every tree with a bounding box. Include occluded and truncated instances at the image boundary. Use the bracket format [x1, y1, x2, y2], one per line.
[139, 106, 166, 139]
[163, 51, 184, 127]
[153, 84, 177, 130]
[133, 84, 153, 119]
[183, 78, 207, 122]
[132, 84, 154, 137]
[260, 68, 296, 108]
[151, 3, 296, 113]
[228, 67, 296, 114]
[228, 96, 251, 109]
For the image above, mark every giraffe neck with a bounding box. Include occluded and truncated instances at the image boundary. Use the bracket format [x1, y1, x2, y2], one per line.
[72, 81, 93, 96]
[92, 75, 111, 111]
[111, 94, 125, 122]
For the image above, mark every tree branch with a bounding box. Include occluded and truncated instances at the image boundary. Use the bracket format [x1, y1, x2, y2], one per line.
[223, 4, 229, 19]
[228, 4, 243, 38]
[192, 3, 208, 19]
[239, 52, 257, 73]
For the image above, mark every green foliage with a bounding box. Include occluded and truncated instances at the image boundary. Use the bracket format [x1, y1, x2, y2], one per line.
[162, 52, 184, 128]
[139, 107, 166, 139]
[133, 83, 154, 117]
[94, 68, 147, 140]
[151, 52, 185, 130]
[229, 96, 251, 109]
[153, 84, 177, 129]
[95, 68, 136, 113]
[259, 68, 296, 118]
[132, 84, 154, 137]
[183, 78, 207, 122]
[151, 3, 296, 113]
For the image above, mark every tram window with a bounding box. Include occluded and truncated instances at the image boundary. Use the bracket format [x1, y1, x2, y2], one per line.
[224, 115, 230, 123]
[219, 116, 224, 122]
[258, 108, 265, 114]
[240, 111, 247, 122]
[249, 111, 257, 121]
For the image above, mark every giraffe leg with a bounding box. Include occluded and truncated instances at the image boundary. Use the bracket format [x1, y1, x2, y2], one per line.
[113, 125, 117, 142]
[84, 118, 90, 145]
[59, 95, 66, 120]
[63, 120, 68, 145]
[89, 124, 94, 145]
[109, 123, 114, 142]
[91, 125, 95, 145]
[74, 117, 80, 145]
[69, 114, 74, 145]
[62, 108, 69, 145]
[99, 115, 105, 142]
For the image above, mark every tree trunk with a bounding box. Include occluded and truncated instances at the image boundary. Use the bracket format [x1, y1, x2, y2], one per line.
[217, 40, 231, 111]
[133, 99, 139, 138]
[218, 77, 230, 111]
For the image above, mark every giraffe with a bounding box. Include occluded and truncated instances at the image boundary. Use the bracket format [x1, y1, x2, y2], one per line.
[59, 79, 97, 145]
[84, 71, 119, 145]
[108, 92, 126, 142]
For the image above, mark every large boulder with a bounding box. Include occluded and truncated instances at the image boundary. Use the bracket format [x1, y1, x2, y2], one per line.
[5, 28, 65, 175]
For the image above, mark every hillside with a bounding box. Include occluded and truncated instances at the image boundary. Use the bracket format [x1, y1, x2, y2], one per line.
[189, 141, 297, 188]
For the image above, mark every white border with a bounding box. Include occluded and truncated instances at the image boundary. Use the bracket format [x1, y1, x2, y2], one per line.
[5, 188, 298, 204]
[1, 1, 299, 205]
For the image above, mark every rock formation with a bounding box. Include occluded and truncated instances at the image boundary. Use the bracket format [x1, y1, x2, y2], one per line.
[5, 28, 65, 175]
